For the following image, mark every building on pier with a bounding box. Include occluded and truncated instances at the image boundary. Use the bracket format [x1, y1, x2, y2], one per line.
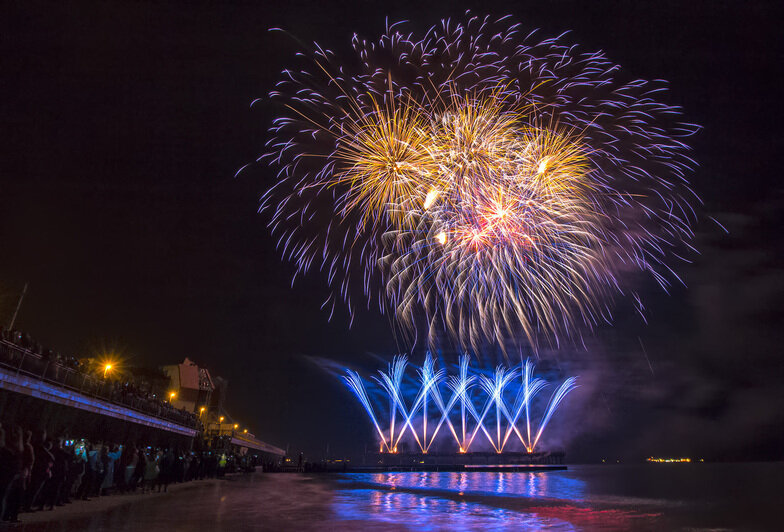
[162, 357, 285, 457]
[162, 357, 215, 414]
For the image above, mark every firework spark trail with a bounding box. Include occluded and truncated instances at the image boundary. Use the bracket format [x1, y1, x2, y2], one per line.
[259, 13, 699, 353]
[417, 354, 464, 451]
[461, 383, 501, 452]
[478, 366, 520, 452]
[444, 354, 477, 451]
[342, 370, 390, 452]
[426, 377, 465, 451]
[532, 376, 579, 451]
[502, 360, 547, 450]
[415, 354, 446, 451]
[344, 356, 577, 453]
[372, 355, 414, 452]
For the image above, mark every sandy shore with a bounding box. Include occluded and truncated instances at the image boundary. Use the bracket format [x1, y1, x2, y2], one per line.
[14, 476, 226, 526]
[9, 466, 783, 531]
[12, 473, 356, 531]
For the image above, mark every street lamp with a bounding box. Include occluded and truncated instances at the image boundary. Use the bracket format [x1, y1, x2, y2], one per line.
[169, 391, 176, 402]
[219, 416, 224, 423]
[199, 406, 206, 416]
[103, 364, 112, 378]
[233, 424, 239, 430]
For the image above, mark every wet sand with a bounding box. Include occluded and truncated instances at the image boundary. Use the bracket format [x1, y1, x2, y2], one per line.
[14, 473, 350, 531]
[15, 478, 222, 526]
[11, 473, 590, 531]
[6, 472, 674, 531]
[12, 466, 781, 531]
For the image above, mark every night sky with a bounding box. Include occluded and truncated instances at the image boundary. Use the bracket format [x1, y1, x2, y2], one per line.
[1, 1, 782, 461]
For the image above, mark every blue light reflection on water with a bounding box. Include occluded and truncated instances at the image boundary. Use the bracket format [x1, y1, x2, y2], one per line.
[331, 472, 586, 530]
[337, 471, 586, 500]
[331, 488, 576, 531]
[329, 465, 784, 530]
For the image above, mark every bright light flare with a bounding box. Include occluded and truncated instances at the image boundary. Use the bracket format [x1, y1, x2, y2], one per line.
[424, 189, 440, 210]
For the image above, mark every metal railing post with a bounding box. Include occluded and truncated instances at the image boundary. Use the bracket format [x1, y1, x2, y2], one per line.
[17, 351, 26, 376]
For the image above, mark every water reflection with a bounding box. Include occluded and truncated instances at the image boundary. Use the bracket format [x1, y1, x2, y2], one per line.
[333, 471, 660, 530]
[332, 488, 576, 531]
[355, 470, 584, 501]
[14, 466, 783, 531]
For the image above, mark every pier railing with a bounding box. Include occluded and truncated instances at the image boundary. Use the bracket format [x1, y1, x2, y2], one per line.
[0, 339, 201, 430]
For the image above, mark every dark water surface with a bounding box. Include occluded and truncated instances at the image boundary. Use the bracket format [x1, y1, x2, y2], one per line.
[18, 464, 782, 531]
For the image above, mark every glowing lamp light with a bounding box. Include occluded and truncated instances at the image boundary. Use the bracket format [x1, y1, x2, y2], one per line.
[243, 429, 248, 434]
[103, 364, 113, 378]
[219, 416, 224, 423]
[234, 424, 239, 430]
[169, 392, 177, 401]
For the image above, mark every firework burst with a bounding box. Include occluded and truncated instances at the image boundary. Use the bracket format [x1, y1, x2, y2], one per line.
[257, 14, 699, 352]
[342, 355, 578, 453]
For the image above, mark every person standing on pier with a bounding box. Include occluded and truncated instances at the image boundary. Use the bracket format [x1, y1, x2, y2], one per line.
[27, 430, 53, 511]
[0, 426, 22, 522]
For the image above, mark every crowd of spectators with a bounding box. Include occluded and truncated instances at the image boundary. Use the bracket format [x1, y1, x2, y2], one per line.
[0, 423, 256, 524]
[0, 328, 82, 371]
[0, 328, 200, 429]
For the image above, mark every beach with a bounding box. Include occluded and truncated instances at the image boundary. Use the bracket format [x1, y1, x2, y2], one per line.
[13, 464, 783, 531]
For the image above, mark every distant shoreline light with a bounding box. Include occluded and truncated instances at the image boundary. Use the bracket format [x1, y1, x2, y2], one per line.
[646, 457, 704, 463]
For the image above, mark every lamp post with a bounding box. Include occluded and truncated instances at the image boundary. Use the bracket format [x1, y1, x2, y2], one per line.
[103, 364, 112, 378]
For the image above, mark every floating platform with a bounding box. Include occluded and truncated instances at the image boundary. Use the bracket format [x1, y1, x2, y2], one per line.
[347, 463, 566, 473]
[347, 450, 566, 472]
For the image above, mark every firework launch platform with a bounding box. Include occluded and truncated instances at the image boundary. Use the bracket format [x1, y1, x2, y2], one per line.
[350, 464, 566, 473]
[352, 451, 566, 472]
